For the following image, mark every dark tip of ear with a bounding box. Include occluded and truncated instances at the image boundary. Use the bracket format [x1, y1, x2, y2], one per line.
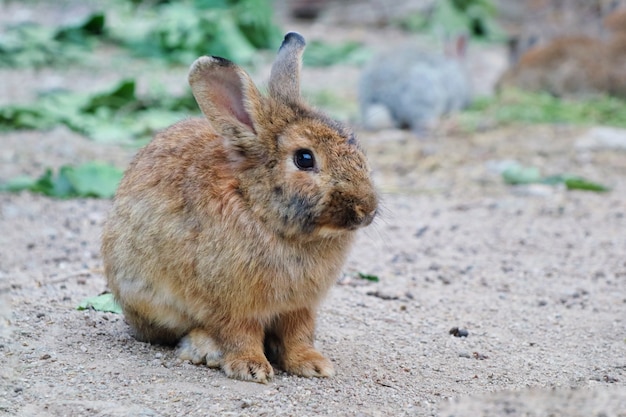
[189, 56, 233, 75]
[280, 32, 306, 51]
[209, 56, 233, 66]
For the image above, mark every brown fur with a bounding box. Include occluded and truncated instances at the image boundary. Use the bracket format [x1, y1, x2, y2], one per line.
[101, 33, 378, 383]
[604, 8, 626, 34]
[497, 7, 626, 99]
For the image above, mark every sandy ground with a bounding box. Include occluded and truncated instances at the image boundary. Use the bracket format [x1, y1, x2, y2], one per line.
[1, 1, 626, 416]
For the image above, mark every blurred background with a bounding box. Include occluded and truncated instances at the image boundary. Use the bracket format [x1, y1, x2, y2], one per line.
[0, 0, 625, 196]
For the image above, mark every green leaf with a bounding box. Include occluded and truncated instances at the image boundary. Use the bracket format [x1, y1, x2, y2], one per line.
[397, 0, 505, 41]
[564, 177, 610, 192]
[543, 175, 611, 192]
[0, 106, 52, 130]
[0, 78, 200, 142]
[83, 79, 138, 113]
[502, 164, 542, 185]
[1, 162, 123, 199]
[77, 293, 123, 314]
[114, 0, 281, 65]
[303, 40, 371, 67]
[358, 272, 380, 282]
[63, 162, 124, 198]
[0, 175, 38, 192]
[232, 0, 282, 49]
[54, 12, 106, 44]
[27, 168, 59, 197]
[84, 121, 134, 144]
[0, 11, 105, 69]
[499, 165, 611, 193]
[3, 168, 74, 198]
[208, 13, 257, 64]
[194, 0, 230, 8]
[430, 0, 470, 34]
[51, 166, 77, 197]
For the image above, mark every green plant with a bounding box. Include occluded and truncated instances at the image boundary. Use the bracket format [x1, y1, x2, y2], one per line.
[77, 293, 123, 313]
[0, 12, 106, 68]
[502, 162, 610, 192]
[460, 89, 626, 129]
[398, 0, 503, 41]
[113, 0, 282, 65]
[358, 272, 380, 282]
[1, 162, 124, 199]
[0, 79, 199, 143]
[302, 40, 371, 67]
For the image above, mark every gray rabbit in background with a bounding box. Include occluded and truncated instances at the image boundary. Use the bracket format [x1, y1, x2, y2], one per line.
[358, 35, 472, 134]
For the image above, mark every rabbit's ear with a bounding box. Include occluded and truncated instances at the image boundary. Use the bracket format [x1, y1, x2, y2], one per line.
[507, 35, 539, 64]
[455, 34, 468, 58]
[268, 32, 306, 103]
[445, 34, 468, 59]
[188, 56, 262, 136]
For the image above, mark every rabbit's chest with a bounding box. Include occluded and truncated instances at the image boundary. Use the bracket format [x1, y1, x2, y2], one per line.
[194, 215, 354, 312]
[257, 243, 342, 307]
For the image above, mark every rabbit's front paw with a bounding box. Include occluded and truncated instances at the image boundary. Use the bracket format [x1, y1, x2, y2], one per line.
[176, 328, 222, 367]
[223, 353, 274, 383]
[282, 347, 335, 378]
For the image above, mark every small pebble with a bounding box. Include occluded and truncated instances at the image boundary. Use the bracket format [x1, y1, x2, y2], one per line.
[40, 353, 51, 360]
[473, 351, 488, 360]
[366, 291, 399, 301]
[241, 400, 254, 409]
[449, 327, 469, 337]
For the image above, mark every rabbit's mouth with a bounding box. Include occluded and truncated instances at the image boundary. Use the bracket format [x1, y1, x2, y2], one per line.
[315, 210, 376, 238]
[317, 200, 378, 233]
[341, 206, 378, 230]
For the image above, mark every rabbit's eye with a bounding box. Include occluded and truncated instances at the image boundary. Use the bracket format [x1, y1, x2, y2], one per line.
[294, 149, 315, 171]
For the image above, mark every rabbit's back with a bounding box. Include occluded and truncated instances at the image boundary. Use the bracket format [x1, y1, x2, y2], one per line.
[102, 119, 227, 334]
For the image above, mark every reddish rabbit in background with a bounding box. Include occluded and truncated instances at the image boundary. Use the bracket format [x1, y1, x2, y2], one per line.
[497, 6, 626, 99]
[101, 32, 378, 383]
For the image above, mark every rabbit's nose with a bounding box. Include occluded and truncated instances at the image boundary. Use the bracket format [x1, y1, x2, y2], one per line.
[322, 188, 378, 230]
[365, 208, 378, 225]
[357, 207, 377, 227]
[353, 202, 378, 227]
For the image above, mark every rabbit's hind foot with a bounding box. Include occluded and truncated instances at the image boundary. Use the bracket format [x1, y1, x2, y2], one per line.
[176, 328, 223, 367]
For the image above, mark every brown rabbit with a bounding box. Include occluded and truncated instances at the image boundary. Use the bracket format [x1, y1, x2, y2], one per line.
[604, 7, 626, 97]
[496, 35, 611, 98]
[101, 32, 378, 383]
[603, 6, 626, 34]
[497, 5, 626, 99]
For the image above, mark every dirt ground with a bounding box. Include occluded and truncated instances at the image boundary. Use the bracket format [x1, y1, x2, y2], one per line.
[1, 1, 626, 416]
